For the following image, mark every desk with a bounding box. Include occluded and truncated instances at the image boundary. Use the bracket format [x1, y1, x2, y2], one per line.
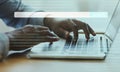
[0, 33, 120, 72]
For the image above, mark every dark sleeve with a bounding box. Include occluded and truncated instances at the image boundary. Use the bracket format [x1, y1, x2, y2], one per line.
[0, 0, 44, 28]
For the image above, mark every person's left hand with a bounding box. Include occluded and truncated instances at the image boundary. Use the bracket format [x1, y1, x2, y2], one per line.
[5, 25, 59, 50]
[44, 18, 96, 41]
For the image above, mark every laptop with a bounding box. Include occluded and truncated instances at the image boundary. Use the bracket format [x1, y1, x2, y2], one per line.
[27, 1, 120, 60]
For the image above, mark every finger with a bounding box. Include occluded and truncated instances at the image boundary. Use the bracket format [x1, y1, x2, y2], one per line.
[35, 26, 49, 31]
[68, 19, 78, 41]
[38, 30, 56, 36]
[10, 37, 59, 42]
[22, 25, 50, 33]
[83, 24, 90, 40]
[87, 24, 96, 36]
[26, 24, 49, 30]
[10, 36, 59, 50]
[72, 20, 90, 40]
[37, 36, 59, 42]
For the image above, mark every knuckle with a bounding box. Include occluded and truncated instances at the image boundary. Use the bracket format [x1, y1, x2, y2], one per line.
[22, 26, 35, 33]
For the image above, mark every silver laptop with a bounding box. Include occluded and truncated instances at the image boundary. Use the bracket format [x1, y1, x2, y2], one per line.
[27, 0, 120, 59]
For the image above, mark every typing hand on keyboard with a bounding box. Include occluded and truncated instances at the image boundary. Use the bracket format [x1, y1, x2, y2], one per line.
[44, 18, 96, 42]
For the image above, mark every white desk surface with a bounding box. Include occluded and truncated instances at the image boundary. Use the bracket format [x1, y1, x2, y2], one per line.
[0, 31, 120, 72]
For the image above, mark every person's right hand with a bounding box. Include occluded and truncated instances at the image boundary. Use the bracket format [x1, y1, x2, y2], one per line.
[5, 25, 59, 50]
[44, 18, 96, 42]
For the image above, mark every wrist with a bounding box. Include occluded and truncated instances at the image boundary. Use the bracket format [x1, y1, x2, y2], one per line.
[44, 17, 54, 30]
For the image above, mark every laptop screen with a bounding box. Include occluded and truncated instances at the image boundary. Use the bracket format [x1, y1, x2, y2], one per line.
[77, 0, 120, 40]
[105, 0, 120, 40]
[76, 0, 120, 32]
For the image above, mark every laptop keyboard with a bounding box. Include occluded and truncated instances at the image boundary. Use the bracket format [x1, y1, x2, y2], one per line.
[63, 36, 101, 54]
[31, 34, 111, 55]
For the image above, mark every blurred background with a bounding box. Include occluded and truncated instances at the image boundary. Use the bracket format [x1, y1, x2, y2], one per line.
[0, 0, 119, 32]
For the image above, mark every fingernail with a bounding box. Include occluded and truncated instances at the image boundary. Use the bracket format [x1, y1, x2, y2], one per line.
[93, 33, 96, 36]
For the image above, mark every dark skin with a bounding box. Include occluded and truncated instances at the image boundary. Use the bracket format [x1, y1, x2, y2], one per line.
[5, 18, 96, 50]
[44, 18, 96, 41]
[6, 25, 59, 50]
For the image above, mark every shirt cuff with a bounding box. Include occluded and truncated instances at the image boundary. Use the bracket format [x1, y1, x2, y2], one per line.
[0, 33, 9, 61]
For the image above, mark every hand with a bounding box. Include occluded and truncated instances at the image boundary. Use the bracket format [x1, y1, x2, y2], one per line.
[5, 25, 59, 50]
[44, 18, 96, 41]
